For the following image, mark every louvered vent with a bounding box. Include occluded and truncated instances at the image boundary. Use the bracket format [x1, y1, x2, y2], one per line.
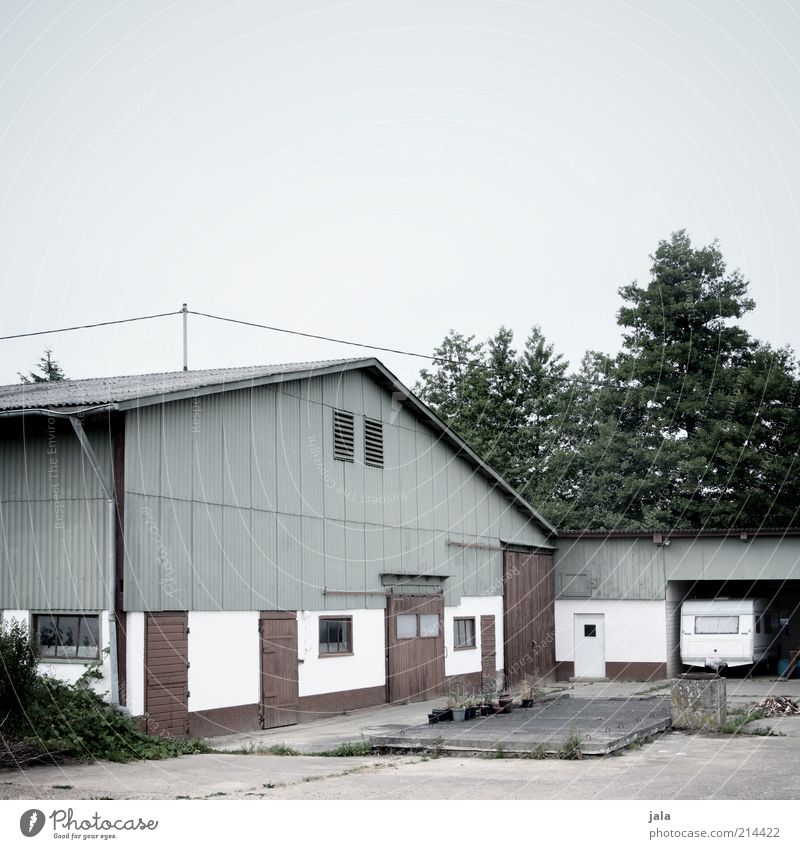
[333, 409, 355, 462]
[364, 417, 384, 468]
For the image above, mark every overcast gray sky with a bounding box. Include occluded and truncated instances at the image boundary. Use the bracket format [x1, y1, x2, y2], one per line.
[1, 0, 798, 388]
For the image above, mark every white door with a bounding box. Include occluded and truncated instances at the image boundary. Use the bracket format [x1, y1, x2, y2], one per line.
[574, 614, 605, 678]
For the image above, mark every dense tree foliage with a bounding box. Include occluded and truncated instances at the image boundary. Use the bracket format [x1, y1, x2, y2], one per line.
[415, 232, 800, 530]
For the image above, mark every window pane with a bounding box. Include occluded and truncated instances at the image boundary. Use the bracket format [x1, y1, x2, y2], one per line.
[584, 624, 597, 638]
[76, 616, 100, 659]
[36, 616, 58, 657]
[57, 616, 79, 657]
[695, 616, 739, 634]
[420, 614, 440, 638]
[397, 614, 417, 639]
[319, 618, 351, 653]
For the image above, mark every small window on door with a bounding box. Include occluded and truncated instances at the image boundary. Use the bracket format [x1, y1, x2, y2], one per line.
[397, 614, 417, 639]
[584, 624, 597, 638]
[419, 614, 440, 638]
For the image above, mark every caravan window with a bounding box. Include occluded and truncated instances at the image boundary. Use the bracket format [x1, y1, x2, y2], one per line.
[694, 615, 739, 634]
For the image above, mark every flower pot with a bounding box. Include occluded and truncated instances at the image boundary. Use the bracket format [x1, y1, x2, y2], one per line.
[498, 695, 514, 714]
[466, 706, 477, 720]
[480, 704, 493, 717]
[429, 708, 451, 723]
[452, 708, 467, 722]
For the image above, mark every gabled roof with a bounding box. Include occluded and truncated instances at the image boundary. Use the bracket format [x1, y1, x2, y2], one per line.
[0, 357, 557, 536]
[0, 359, 361, 411]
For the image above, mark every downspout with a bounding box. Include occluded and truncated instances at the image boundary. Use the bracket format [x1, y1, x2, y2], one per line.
[69, 416, 120, 706]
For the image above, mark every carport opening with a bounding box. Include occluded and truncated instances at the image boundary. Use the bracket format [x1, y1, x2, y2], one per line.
[666, 579, 800, 679]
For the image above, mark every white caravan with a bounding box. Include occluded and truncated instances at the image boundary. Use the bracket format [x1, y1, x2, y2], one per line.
[680, 598, 779, 670]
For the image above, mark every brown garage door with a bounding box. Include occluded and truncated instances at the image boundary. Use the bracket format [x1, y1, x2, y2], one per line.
[144, 612, 189, 738]
[503, 549, 556, 687]
[259, 612, 298, 729]
[386, 594, 445, 703]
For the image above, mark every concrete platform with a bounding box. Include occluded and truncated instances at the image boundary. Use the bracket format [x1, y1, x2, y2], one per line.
[369, 694, 672, 756]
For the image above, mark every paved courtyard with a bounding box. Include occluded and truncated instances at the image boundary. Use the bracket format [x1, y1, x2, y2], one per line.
[370, 694, 672, 755]
[2, 676, 799, 800]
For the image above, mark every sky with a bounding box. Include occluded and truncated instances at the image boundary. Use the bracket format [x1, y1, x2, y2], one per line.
[1, 0, 799, 389]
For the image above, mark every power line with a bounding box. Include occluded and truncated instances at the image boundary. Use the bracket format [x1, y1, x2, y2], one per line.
[190, 310, 798, 405]
[188, 309, 478, 367]
[0, 310, 181, 342]
[1, 306, 795, 408]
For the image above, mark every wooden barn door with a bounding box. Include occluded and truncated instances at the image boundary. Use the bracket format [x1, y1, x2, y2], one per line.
[144, 612, 189, 738]
[259, 612, 299, 729]
[386, 594, 445, 703]
[480, 614, 497, 694]
[503, 549, 556, 687]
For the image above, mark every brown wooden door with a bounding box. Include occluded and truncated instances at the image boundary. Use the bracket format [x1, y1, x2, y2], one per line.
[503, 549, 556, 687]
[259, 612, 299, 729]
[144, 612, 189, 738]
[480, 614, 497, 694]
[386, 594, 445, 703]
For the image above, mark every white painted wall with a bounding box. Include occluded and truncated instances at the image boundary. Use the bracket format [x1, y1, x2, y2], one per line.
[188, 611, 260, 712]
[555, 599, 667, 664]
[1, 609, 113, 697]
[297, 609, 385, 697]
[126, 612, 145, 716]
[444, 596, 504, 678]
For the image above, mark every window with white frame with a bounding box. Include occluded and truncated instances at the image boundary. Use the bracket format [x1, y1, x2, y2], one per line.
[694, 615, 739, 634]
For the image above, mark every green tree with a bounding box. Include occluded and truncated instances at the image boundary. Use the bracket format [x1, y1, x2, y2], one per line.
[611, 231, 799, 528]
[18, 348, 68, 384]
[415, 330, 487, 447]
[416, 325, 574, 519]
[415, 232, 799, 531]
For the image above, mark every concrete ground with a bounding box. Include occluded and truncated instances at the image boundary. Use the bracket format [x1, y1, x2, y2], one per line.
[2, 676, 799, 800]
[370, 695, 672, 755]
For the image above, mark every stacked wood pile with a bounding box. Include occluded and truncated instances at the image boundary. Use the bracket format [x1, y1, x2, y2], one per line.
[746, 696, 800, 717]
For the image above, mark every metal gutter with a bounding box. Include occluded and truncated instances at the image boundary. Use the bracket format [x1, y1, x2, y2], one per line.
[0, 404, 118, 418]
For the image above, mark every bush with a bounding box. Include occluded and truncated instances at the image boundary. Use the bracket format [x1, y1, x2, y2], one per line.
[1, 625, 207, 764]
[0, 619, 39, 731]
[22, 670, 207, 762]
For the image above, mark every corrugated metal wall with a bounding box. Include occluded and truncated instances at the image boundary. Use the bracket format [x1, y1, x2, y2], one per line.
[0, 417, 111, 610]
[123, 369, 550, 612]
[664, 537, 800, 582]
[554, 537, 667, 600]
[554, 535, 800, 604]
